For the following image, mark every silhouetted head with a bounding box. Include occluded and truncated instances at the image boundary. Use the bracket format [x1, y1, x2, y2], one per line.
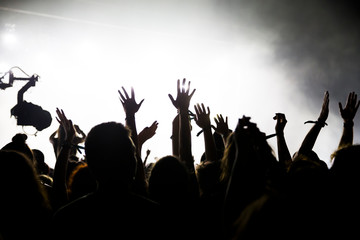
[330, 144, 360, 185]
[0, 150, 52, 239]
[1, 133, 34, 164]
[85, 122, 137, 188]
[67, 162, 97, 201]
[148, 155, 190, 205]
[288, 151, 330, 196]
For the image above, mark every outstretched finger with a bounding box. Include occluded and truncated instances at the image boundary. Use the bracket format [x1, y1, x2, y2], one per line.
[177, 79, 181, 94]
[189, 88, 196, 98]
[339, 102, 344, 113]
[355, 100, 360, 112]
[131, 87, 135, 99]
[118, 90, 126, 101]
[200, 103, 205, 113]
[194, 104, 200, 116]
[121, 87, 130, 99]
[168, 94, 176, 105]
[138, 99, 145, 107]
[186, 80, 191, 94]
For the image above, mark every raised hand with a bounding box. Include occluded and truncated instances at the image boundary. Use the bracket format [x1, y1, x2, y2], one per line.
[273, 113, 292, 168]
[194, 103, 211, 130]
[318, 91, 330, 125]
[55, 108, 75, 143]
[337, 92, 360, 148]
[168, 78, 196, 112]
[212, 114, 230, 137]
[138, 121, 159, 146]
[54, 108, 76, 206]
[298, 91, 330, 155]
[118, 87, 144, 117]
[339, 91, 360, 123]
[274, 113, 287, 134]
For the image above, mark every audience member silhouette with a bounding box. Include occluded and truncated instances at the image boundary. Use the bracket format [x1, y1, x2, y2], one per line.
[148, 155, 200, 239]
[223, 116, 281, 239]
[52, 121, 163, 240]
[0, 150, 52, 240]
[49, 122, 86, 160]
[329, 91, 360, 238]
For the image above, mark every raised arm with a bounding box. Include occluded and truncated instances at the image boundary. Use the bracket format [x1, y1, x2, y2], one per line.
[138, 121, 158, 158]
[273, 113, 292, 169]
[298, 91, 329, 154]
[52, 108, 75, 209]
[118, 87, 146, 190]
[171, 114, 180, 157]
[194, 103, 217, 162]
[212, 114, 231, 146]
[118, 87, 144, 152]
[337, 92, 360, 149]
[168, 78, 196, 171]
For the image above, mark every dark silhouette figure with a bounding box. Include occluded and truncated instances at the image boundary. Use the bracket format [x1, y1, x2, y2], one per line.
[148, 155, 200, 239]
[223, 116, 282, 239]
[52, 122, 163, 240]
[328, 91, 360, 238]
[0, 150, 52, 240]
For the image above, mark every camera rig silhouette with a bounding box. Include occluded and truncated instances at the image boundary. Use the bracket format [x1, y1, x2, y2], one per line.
[0, 68, 52, 131]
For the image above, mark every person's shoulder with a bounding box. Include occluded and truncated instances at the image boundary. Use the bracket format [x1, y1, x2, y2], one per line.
[53, 192, 96, 219]
[129, 192, 160, 207]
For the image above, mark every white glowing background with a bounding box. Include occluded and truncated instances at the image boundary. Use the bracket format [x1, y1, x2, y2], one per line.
[0, 1, 353, 168]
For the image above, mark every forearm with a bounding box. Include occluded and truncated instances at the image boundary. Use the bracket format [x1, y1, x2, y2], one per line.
[52, 142, 71, 209]
[298, 124, 322, 154]
[125, 115, 146, 190]
[276, 133, 292, 168]
[203, 127, 217, 162]
[125, 115, 138, 147]
[179, 109, 194, 170]
[172, 114, 180, 157]
[338, 121, 354, 148]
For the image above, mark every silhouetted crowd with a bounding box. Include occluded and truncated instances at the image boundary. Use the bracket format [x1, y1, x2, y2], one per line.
[0, 79, 359, 240]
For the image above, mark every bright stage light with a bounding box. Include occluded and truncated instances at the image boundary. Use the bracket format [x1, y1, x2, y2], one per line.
[1, 32, 17, 46]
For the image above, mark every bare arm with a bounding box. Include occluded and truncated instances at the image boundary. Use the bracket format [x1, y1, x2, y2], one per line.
[168, 78, 196, 171]
[171, 114, 180, 157]
[274, 113, 292, 169]
[298, 91, 329, 154]
[118, 87, 146, 190]
[52, 108, 75, 209]
[194, 103, 217, 162]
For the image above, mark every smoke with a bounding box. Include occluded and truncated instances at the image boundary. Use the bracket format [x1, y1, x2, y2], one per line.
[230, 0, 360, 107]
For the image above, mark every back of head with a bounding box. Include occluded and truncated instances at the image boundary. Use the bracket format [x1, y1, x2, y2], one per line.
[330, 144, 360, 178]
[330, 144, 360, 191]
[1, 133, 34, 164]
[0, 150, 51, 236]
[85, 122, 137, 188]
[148, 155, 190, 204]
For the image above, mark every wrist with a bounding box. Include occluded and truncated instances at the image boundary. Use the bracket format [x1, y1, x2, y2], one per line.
[275, 131, 284, 136]
[179, 108, 189, 115]
[125, 115, 135, 120]
[344, 120, 354, 128]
